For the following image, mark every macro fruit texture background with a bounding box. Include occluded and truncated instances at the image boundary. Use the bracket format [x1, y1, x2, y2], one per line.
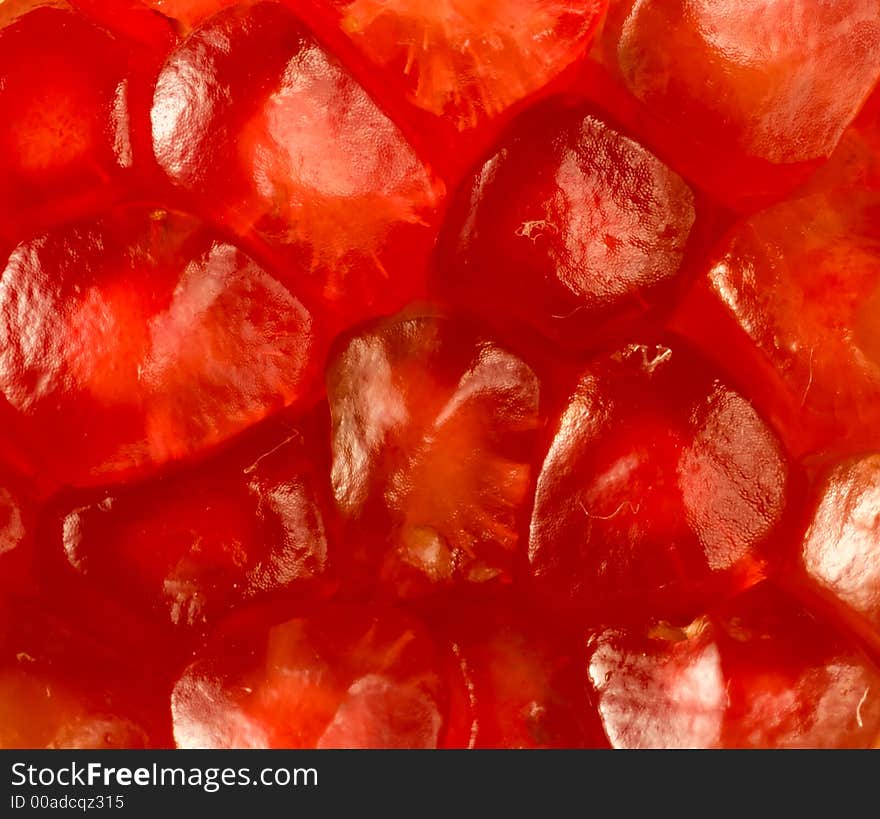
[1, 0, 880, 749]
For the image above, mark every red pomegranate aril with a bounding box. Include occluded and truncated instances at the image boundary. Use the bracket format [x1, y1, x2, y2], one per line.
[436, 598, 606, 748]
[673, 147, 880, 456]
[151, 1, 444, 332]
[1, 0, 878, 754]
[588, 582, 880, 748]
[0, 204, 316, 489]
[591, 0, 880, 210]
[172, 604, 450, 748]
[325, 0, 606, 172]
[528, 342, 791, 625]
[0, 2, 151, 242]
[58, 412, 333, 629]
[0, 602, 170, 749]
[0, 467, 33, 596]
[70, 0, 177, 53]
[792, 454, 880, 650]
[328, 312, 541, 597]
[0, 671, 153, 750]
[437, 101, 696, 351]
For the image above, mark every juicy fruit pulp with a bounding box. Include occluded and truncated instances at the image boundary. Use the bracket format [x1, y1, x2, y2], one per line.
[0, 599, 170, 748]
[528, 342, 791, 624]
[588, 582, 880, 748]
[328, 312, 540, 596]
[332, 0, 605, 129]
[2, 0, 880, 751]
[151, 0, 444, 331]
[0, 205, 316, 488]
[0, 4, 144, 242]
[57, 412, 332, 628]
[438, 101, 696, 350]
[172, 604, 450, 748]
[673, 122, 880, 456]
[592, 0, 880, 209]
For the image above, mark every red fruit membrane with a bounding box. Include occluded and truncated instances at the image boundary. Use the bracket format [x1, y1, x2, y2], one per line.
[437, 599, 606, 748]
[437, 101, 695, 350]
[172, 604, 449, 748]
[151, 1, 444, 330]
[328, 0, 605, 154]
[528, 342, 790, 625]
[674, 148, 880, 456]
[591, 0, 880, 209]
[794, 454, 880, 649]
[0, 204, 315, 489]
[0, 602, 169, 748]
[327, 313, 541, 597]
[0, 1, 162, 242]
[588, 582, 880, 748]
[59, 414, 332, 629]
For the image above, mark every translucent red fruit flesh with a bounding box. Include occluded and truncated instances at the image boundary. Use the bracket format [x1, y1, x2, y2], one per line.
[69, 0, 177, 53]
[823, 98, 880, 195]
[140, 0, 242, 31]
[0, 602, 171, 748]
[0, 3, 150, 242]
[792, 454, 880, 651]
[435, 598, 607, 748]
[0, 204, 316, 490]
[326, 0, 606, 160]
[151, 0, 444, 332]
[172, 604, 451, 748]
[327, 312, 541, 597]
[591, 0, 880, 210]
[88, 0, 196, 28]
[528, 342, 791, 625]
[57, 413, 333, 629]
[0, 467, 33, 595]
[672, 147, 880, 457]
[588, 582, 880, 748]
[436, 102, 696, 351]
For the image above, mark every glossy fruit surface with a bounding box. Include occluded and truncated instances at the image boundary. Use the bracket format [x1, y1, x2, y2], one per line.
[438, 101, 696, 350]
[674, 140, 880, 455]
[57, 413, 332, 628]
[528, 342, 790, 624]
[328, 312, 540, 597]
[588, 582, 880, 748]
[3, 0, 880, 751]
[152, 1, 444, 331]
[0, 3, 152, 242]
[0, 205, 315, 488]
[792, 454, 880, 651]
[591, 0, 880, 209]
[172, 604, 451, 748]
[333, 0, 605, 127]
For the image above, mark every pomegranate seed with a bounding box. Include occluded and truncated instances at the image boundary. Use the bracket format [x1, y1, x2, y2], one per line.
[437, 101, 695, 350]
[588, 582, 880, 748]
[529, 342, 791, 625]
[57, 412, 333, 629]
[172, 603, 451, 748]
[592, 0, 880, 209]
[328, 312, 541, 597]
[151, 1, 444, 332]
[0, 205, 316, 488]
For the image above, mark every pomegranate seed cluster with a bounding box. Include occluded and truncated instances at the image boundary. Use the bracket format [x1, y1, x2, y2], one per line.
[2, 0, 880, 749]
